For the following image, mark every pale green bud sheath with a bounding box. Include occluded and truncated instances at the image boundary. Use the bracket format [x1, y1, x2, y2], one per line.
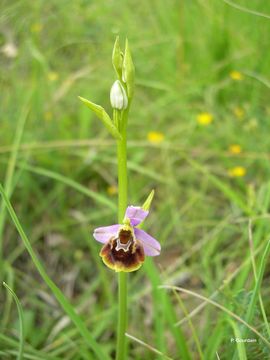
[122, 39, 135, 100]
[112, 36, 123, 80]
[110, 80, 128, 110]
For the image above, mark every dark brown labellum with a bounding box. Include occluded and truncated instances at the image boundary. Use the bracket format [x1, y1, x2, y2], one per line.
[100, 228, 145, 272]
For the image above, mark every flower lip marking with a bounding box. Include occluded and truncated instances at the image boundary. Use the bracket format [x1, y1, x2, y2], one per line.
[93, 205, 161, 272]
[115, 228, 133, 252]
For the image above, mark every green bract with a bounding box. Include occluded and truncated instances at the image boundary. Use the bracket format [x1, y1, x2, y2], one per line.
[78, 96, 122, 140]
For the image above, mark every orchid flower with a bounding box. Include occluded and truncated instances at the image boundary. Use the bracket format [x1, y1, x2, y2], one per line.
[93, 206, 161, 272]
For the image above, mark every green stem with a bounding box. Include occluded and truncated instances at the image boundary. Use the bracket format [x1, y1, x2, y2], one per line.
[115, 110, 128, 360]
[116, 113, 128, 219]
[117, 271, 127, 360]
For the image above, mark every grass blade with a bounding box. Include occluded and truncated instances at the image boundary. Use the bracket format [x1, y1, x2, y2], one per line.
[126, 333, 174, 360]
[160, 285, 270, 349]
[0, 102, 30, 260]
[172, 288, 203, 359]
[0, 184, 109, 360]
[145, 260, 192, 360]
[14, 162, 116, 210]
[221, 0, 270, 20]
[248, 221, 270, 337]
[3, 282, 25, 360]
[185, 157, 252, 215]
[243, 239, 270, 335]
[227, 319, 247, 360]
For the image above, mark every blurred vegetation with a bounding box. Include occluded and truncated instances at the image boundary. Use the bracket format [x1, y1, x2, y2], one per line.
[1, 0, 270, 359]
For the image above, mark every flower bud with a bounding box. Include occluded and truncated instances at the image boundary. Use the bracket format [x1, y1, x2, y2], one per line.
[110, 80, 128, 110]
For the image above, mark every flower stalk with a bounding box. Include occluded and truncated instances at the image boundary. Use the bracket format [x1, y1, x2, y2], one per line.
[80, 38, 160, 360]
[113, 39, 135, 359]
[112, 38, 132, 359]
[115, 108, 128, 360]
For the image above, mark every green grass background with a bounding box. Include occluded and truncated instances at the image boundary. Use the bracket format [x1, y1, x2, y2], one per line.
[1, 0, 270, 359]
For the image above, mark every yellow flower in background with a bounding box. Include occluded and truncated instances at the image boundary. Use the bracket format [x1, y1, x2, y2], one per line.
[197, 112, 213, 126]
[233, 106, 245, 120]
[147, 131, 164, 144]
[229, 144, 242, 154]
[228, 166, 246, 177]
[48, 72, 59, 82]
[31, 23, 43, 33]
[107, 185, 118, 196]
[230, 71, 244, 81]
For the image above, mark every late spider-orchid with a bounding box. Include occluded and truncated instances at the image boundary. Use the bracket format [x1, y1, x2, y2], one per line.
[93, 206, 161, 272]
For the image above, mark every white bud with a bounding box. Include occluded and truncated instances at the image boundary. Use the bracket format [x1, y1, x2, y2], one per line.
[110, 80, 128, 110]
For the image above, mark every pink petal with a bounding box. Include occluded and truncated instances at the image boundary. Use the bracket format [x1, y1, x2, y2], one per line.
[134, 228, 161, 256]
[93, 224, 120, 244]
[125, 206, 149, 226]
